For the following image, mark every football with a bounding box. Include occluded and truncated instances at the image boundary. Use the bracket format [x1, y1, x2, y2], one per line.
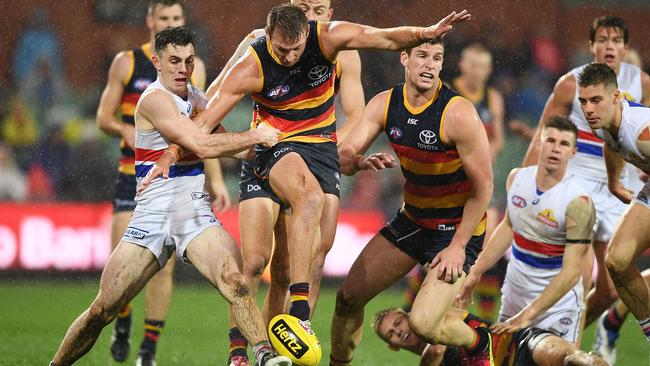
[268, 314, 322, 366]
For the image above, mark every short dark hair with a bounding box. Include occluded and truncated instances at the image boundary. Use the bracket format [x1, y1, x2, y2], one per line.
[265, 3, 308, 42]
[148, 0, 184, 16]
[154, 26, 194, 53]
[404, 39, 445, 56]
[590, 16, 629, 45]
[543, 116, 578, 143]
[578, 62, 618, 90]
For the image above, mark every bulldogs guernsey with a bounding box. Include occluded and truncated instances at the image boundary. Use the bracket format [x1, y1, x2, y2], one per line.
[502, 166, 588, 341]
[248, 21, 337, 144]
[384, 82, 486, 234]
[134, 79, 208, 213]
[569, 62, 643, 181]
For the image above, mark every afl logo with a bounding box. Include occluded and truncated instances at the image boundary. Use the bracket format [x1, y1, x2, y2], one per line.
[389, 127, 403, 139]
[511, 195, 527, 208]
[419, 130, 437, 145]
[308, 65, 329, 80]
[268, 85, 290, 98]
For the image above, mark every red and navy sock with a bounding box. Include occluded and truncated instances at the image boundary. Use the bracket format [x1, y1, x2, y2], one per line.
[115, 303, 132, 334]
[638, 317, 650, 342]
[603, 306, 625, 332]
[140, 319, 165, 354]
[465, 326, 490, 357]
[228, 327, 248, 359]
[253, 340, 274, 361]
[289, 282, 310, 321]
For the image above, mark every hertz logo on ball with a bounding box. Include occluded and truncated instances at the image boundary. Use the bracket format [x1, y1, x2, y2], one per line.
[270, 319, 309, 358]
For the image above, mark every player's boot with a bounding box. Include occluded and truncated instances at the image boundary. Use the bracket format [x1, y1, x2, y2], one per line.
[593, 311, 618, 365]
[110, 313, 132, 362]
[257, 352, 292, 366]
[228, 355, 250, 366]
[135, 348, 156, 366]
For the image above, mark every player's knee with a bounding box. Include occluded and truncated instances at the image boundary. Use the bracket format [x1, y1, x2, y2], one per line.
[243, 254, 268, 279]
[88, 300, 119, 325]
[294, 188, 324, 215]
[605, 251, 632, 281]
[223, 272, 252, 298]
[335, 287, 364, 315]
[408, 311, 441, 343]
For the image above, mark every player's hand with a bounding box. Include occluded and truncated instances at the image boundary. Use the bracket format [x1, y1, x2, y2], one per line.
[608, 181, 634, 204]
[120, 123, 136, 151]
[454, 271, 480, 308]
[424, 10, 472, 40]
[356, 153, 398, 171]
[136, 152, 175, 195]
[491, 312, 532, 335]
[209, 182, 232, 213]
[428, 245, 465, 284]
[253, 124, 281, 148]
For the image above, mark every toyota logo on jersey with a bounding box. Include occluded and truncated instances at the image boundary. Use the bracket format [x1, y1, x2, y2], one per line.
[419, 130, 437, 145]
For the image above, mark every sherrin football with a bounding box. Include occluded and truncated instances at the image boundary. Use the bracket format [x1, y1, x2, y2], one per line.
[268, 314, 322, 366]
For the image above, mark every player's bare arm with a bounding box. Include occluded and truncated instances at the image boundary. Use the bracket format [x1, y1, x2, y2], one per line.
[429, 97, 493, 282]
[492, 195, 595, 335]
[455, 168, 518, 307]
[192, 56, 207, 91]
[641, 70, 650, 106]
[206, 32, 257, 99]
[338, 91, 396, 175]
[96, 51, 137, 150]
[136, 90, 278, 159]
[604, 143, 633, 203]
[522, 73, 576, 166]
[487, 87, 505, 161]
[318, 10, 471, 60]
[334, 50, 366, 142]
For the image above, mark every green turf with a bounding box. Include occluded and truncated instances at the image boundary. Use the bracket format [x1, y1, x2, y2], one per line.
[0, 279, 647, 365]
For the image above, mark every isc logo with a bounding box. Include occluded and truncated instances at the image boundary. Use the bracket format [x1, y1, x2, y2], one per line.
[271, 320, 309, 358]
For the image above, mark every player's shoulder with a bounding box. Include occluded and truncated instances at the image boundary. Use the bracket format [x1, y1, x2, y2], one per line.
[111, 50, 134, 71]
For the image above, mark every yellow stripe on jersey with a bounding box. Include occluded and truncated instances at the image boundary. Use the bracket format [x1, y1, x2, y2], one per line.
[317, 22, 336, 63]
[381, 89, 393, 130]
[123, 50, 135, 86]
[118, 164, 135, 175]
[399, 156, 462, 175]
[252, 84, 335, 111]
[404, 191, 471, 209]
[439, 95, 464, 145]
[284, 135, 335, 143]
[121, 102, 136, 117]
[249, 46, 265, 92]
[265, 38, 283, 65]
[402, 82, 441, 115]
[473, 217, 487, 236]
[258, 111, 336, 141]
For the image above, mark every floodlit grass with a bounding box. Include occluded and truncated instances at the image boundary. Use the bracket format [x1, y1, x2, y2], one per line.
[0, 279, 647, 365]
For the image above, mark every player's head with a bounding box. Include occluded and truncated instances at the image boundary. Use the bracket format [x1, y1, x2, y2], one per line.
[589, 16, 629, 71]
[577, 62, 620, 129]
[266, 3, 309, 67]
[539, 116, 578, 170]
[458, 43, 492, 85]
[291, 0, 333, 22]
[401, 40, 445, 92]
[147, 0, 185, 35]
[152, 26, 195, 95]
[372, 308, 425, 353]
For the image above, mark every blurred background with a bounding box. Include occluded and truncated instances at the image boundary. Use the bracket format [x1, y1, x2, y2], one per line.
[1, 1, 650, 365]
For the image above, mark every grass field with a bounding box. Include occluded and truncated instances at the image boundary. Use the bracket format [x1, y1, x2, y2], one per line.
[0, 278, 647, 365]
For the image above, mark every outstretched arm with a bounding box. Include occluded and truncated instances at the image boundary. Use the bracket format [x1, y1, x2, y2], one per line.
[335, 50, 366, 143]
[206, 31, 260, 99]
[318, 10, 471, 60]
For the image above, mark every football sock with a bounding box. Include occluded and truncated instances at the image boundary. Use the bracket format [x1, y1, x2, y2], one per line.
[465, 327, 490, 356]
[638, 317, 650, 342]
[115, 303, 132, 333]
[253, 340, 274, 360]
[228, 327, 248, 359]
[140, 319, 165, 354]
[289, 282, 310, 321]
[604, 305, 625, 332]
